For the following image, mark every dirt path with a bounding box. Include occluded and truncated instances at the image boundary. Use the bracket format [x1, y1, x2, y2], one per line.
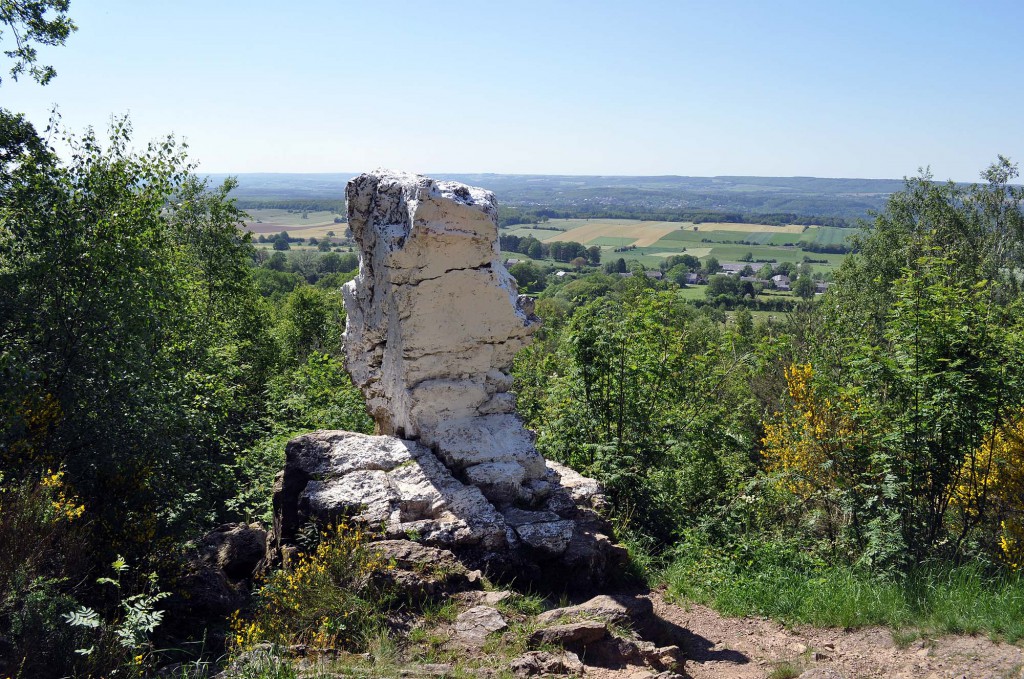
[637, 589, 1024, 679]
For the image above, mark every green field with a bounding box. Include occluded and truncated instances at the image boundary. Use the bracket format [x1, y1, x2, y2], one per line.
[589, 236, 644, 246]
[658, 229, 778, 244]
[676, 286, 706, 301]
[502, 227, 569, 239]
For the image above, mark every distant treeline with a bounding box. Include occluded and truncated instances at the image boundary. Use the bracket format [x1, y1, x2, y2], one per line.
[802, 242, 853, 254]
[235, 198, 347, 214]
[499, 234, 601, 264]
[497, 206, 852, 228]
[694, 296, 798, 313]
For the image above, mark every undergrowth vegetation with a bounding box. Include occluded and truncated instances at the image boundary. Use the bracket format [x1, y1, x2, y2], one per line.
[0, 115, 372, 676]
[231, 523, 396, 652]
[515, 158, 1024, 638]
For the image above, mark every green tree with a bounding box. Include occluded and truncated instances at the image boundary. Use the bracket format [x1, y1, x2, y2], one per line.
[527, 240, 544, 259]
[517, 288, 755, 543]
[734, 307, 753, 337]
[765, 158, 1024, 569]
[793, 274, 815, 299]
[1, 0, 76, 85]
[266, 250, 288, 271]
[661, 254, 700, 272]
[509, 261, 545, 292]
[0, 119, 275, 563]
[277, 285, 345, 363]
[290, 249, 320, 283]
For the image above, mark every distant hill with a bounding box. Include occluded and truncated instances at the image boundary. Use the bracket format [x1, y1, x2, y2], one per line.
[205, 172, 911, 222]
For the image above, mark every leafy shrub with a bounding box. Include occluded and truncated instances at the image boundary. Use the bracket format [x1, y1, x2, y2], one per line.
[231, 523, 396, 652]
[0, 470, 87, 677]
[63, 556, 169, 678]
[229, 354, 373, 523]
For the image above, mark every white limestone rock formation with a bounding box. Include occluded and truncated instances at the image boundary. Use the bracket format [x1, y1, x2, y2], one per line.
[270, 171, 627, 591]
[273, 431, 506, 550]
[343, 170, 546, 504]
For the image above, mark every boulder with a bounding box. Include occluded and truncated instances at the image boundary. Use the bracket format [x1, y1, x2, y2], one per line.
[798, 670, 847, 679]
[510, 651, 584, 677]
[537, 594, 655, 628]
[271, 431, 505, 552]
[454, 605, 508, 643]
[164, 523, 266, 641]
[368, 540, 481, 600]
[529, 621, 609, 649]
[454, 590, 515, 606]
[582, 636, 683, 671]
[198, 523, 267, 581]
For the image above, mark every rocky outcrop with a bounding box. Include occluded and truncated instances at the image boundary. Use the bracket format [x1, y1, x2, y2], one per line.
[272, 431, 505, 551]
[343, 170, 547, 503]
[270, 429, 623, 588]
[270, 170, 626, 590]
[510, 651, 585, 677]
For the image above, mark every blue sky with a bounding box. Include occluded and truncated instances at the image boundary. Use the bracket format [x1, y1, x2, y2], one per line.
[5, 0, 1022, 181]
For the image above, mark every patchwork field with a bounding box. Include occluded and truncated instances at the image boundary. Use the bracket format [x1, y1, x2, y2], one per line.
[506, 227, 567, 240]
[545, 220, 682, 248]
[501, 218, 856, 273]
[241, 209, 345, 238]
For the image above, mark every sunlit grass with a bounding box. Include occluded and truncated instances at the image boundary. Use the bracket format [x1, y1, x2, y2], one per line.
[664, 551, 1024, 642]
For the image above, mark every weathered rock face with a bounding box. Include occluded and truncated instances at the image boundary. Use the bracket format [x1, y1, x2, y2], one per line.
[273, 431, 505, 550]
[343, 170, 546, 502]
[270, 170, 626, 591]
[270, 430, 624, 588]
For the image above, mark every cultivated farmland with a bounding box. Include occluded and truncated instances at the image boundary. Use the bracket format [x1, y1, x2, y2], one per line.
[241, 209, 344, 238]
[501, 218, 856, 273]
[545, 220, 682, 247]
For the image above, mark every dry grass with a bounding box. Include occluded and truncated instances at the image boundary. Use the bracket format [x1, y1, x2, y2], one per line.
[544, 221, 682, 247]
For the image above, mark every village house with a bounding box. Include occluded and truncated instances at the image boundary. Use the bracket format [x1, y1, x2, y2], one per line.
[718, 263, 748, 276]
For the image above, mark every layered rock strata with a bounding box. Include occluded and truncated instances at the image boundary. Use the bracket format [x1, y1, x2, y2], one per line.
[271, 170, 625, 589]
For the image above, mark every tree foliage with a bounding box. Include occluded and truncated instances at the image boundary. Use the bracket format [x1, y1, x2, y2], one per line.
[762, 160, 1024, 570]
[0, 0, 76, 85]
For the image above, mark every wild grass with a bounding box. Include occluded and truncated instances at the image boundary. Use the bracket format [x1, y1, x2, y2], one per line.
[496, 591, 546, 617]
[663, 549, 1024, 642]
[767, 661, 802, 679]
